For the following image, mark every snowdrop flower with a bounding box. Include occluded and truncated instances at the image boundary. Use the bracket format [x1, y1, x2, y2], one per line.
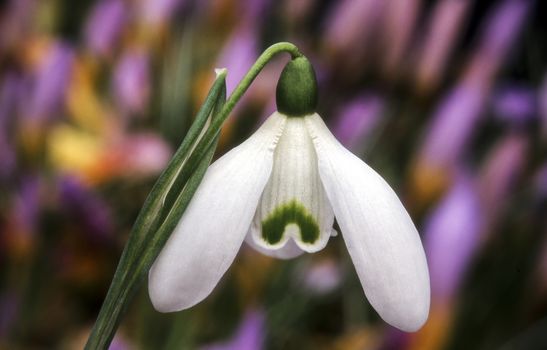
[149, 57, 430, 332]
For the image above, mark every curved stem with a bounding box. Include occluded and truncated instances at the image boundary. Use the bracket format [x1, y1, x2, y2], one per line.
[218, 42, 301, 127]
[162, 42, 302, 211]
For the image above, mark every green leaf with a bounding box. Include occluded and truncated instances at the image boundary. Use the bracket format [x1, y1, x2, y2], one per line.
[85, 73, 226, 350]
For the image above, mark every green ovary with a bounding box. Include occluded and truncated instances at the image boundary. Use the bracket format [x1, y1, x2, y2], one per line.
[261, 200, 320, 245]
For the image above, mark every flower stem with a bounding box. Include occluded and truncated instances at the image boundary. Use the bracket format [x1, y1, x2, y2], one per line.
[218, 42, 302, 126]
[85, 73, 226, 350]
[84, 42, 302, 350]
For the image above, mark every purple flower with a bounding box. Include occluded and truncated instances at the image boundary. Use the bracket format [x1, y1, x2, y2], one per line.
[332, 94, 383, 152]
[378, 327, 410, 350]
[243, 0, 271, 21]
[139, 0, 186, 26]
[419, 84, 487, 168]
[323, 0, 384, 57]
[477, 0, 531, 62]
[84, 0, 126, 58]
[119, 133, 172, 177]
[201, 309, 265, 350]
[478, 133, 528, 229]
[58, 176, 113, 241]
[414, 0, 471, 90]
[26, 42, 74, 123]
[465, 0, 530, 84]
[216, 27, 258, 95]
[297, 259, 342, 295]
[108, 335, 132, 350]
[425, 174, 483, 301]
[492, 85, 536, 125]
[418, 0, 531, 171]
[381, 0, 419, 73]
[112, 50, 150, 115]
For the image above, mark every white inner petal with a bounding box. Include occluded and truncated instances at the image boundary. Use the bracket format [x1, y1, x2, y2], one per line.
[244, 231, 304, 260]
[249, 115, 334, 254]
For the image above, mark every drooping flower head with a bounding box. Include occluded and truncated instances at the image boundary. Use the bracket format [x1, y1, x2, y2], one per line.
[149, 56, 430, 332]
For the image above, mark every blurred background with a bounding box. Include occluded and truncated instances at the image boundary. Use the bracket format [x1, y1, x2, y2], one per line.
[0, 0, 545, 349]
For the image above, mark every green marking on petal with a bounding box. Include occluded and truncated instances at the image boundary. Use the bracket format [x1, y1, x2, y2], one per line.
[261, 200, 320, 245]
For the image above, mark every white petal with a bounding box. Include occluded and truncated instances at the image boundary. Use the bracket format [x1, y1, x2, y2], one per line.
[250, 116, 334, 253]
[148, 113, 286, 312]
[244, 232, 304, 259]
[306, 114, 430, 332]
